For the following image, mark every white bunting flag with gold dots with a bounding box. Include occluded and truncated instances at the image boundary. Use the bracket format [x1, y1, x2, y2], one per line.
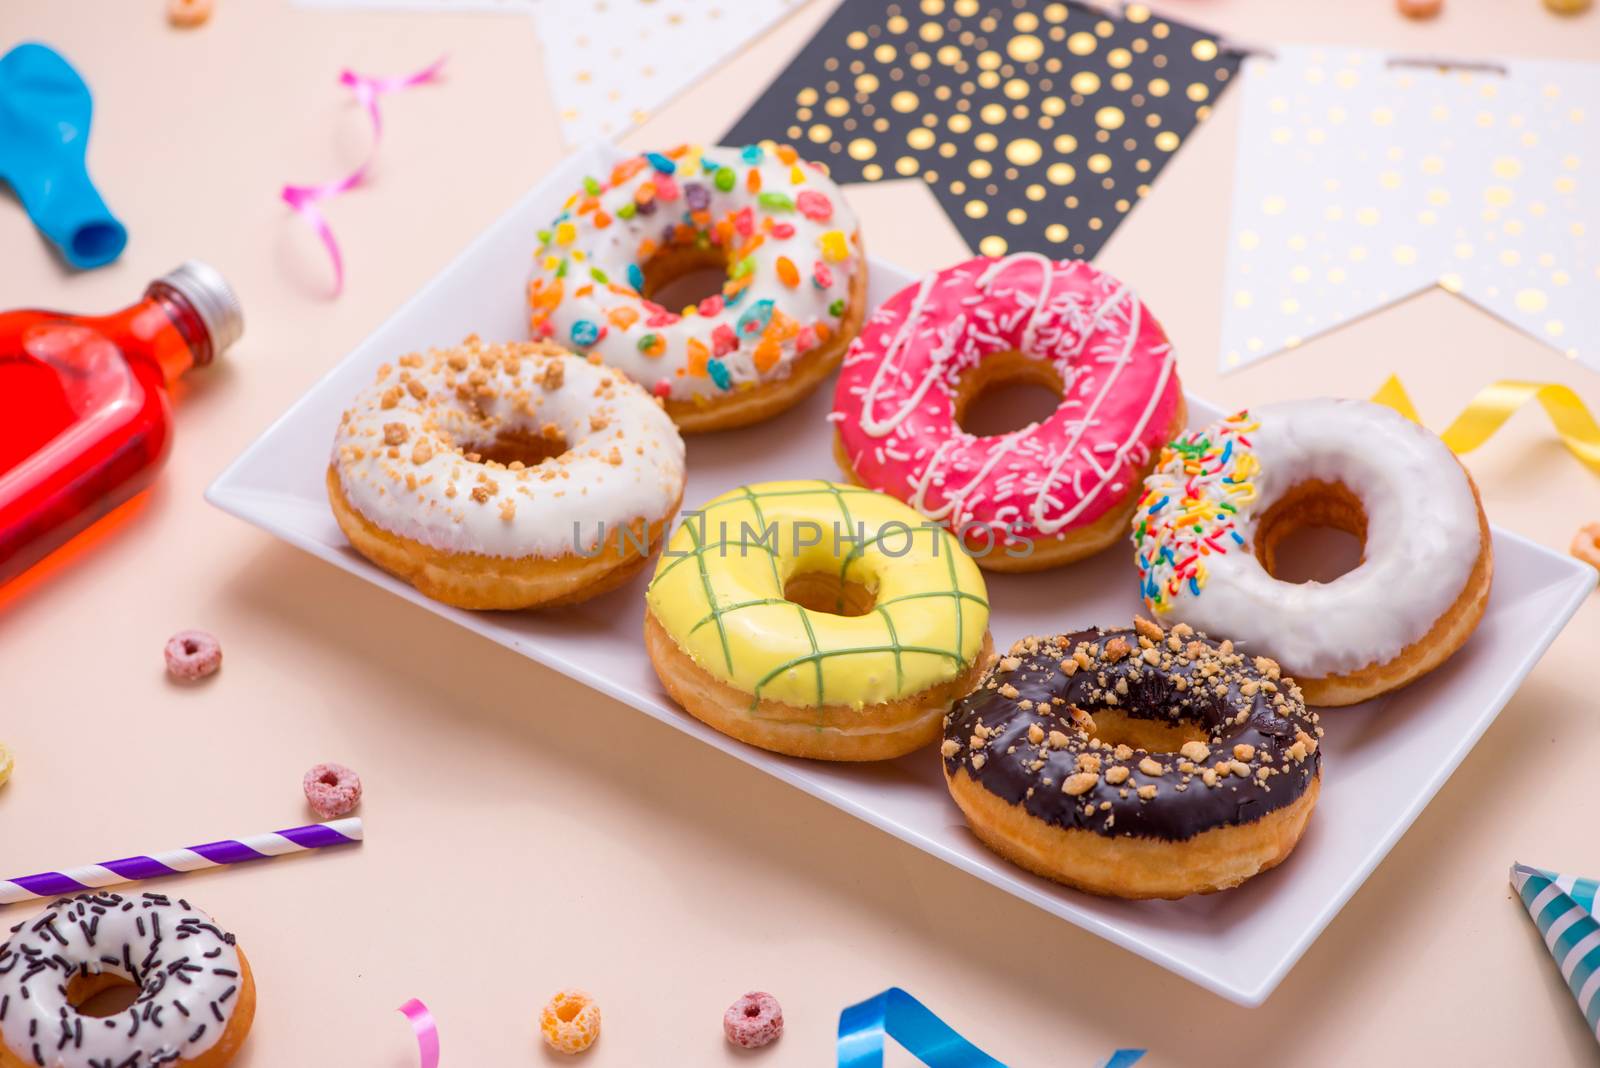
[532, 0, 802, 144]
[1220, 46, 1599, 373]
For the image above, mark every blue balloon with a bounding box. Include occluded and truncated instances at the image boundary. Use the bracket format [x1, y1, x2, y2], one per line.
[0, 43, 127, 269]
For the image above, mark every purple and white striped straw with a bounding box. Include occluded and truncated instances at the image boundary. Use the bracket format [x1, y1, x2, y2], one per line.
[0, 818, 362, 905]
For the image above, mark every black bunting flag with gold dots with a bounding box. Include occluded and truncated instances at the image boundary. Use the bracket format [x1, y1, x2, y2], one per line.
[726, 0, 1240, 261]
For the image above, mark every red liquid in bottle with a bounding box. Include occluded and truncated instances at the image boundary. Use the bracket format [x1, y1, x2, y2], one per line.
[0, 262, 242, 586]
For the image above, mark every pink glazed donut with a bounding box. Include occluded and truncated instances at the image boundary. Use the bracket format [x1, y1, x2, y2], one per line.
[830, 255, 1185, 571]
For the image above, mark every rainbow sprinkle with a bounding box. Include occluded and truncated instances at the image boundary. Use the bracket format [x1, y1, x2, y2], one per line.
[1131, 411, 1260, 612]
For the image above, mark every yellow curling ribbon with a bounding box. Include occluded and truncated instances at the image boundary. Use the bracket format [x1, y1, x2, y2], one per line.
[1372, 376, 1600, 477]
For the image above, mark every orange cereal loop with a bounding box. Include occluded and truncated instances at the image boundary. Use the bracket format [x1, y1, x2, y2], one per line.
[1571, 523, 1600, 571]
[776, 144, 799, 165]
[167, 0, 212, 26]
[747, 168, 762, 193]
[540, 989, 601, 1055]
[776, 256, 800, 287]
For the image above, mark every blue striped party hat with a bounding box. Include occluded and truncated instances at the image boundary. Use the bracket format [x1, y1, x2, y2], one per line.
[1511, 863, 1600, 1043]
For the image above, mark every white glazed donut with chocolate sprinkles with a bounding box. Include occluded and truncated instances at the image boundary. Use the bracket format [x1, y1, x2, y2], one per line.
[0, 892, 256, 1068]
[328, 336, 686, 609]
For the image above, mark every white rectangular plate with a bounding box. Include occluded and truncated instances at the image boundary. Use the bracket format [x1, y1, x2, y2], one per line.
[207, 144, 1597, 1005]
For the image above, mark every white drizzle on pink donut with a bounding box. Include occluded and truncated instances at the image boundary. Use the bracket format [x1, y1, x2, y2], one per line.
[832, 255, 1182, 542]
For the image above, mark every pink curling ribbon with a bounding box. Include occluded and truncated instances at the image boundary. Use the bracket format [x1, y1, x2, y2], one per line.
[281, 57, 445, 296]
[398, 998, 441, 1068]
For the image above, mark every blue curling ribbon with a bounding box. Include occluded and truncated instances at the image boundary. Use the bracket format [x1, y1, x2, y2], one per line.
[837, 987, 1145, 1068]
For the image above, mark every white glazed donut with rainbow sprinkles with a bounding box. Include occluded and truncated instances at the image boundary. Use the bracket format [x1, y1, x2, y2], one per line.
[526, 143, 867, 433]
[1131, 398, 1492, 706]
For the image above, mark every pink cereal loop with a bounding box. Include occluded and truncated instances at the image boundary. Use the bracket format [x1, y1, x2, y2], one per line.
[164, 629, 222, 681]
[303, 762, 363, 819]
[831, 254, 1181, 541]
[724, 991, 783, 1049]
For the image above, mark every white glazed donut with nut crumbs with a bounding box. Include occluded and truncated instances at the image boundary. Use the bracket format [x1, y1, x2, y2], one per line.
[328, 336, 685, 609]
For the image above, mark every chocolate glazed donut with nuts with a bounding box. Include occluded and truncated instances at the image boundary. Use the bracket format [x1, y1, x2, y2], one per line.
[941, 618, 1322, 900]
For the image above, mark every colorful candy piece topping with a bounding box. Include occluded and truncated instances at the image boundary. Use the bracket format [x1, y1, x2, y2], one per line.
[796, 190, 832, 221]
[570, 319, 600, 346]
[820, 230, 849, 262]
[736, 299, 775, 338]
[1132, 411, 1261, 611]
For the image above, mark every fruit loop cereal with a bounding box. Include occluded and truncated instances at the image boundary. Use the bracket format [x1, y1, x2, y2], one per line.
[303, 762, 363, 819]
[724, 991, 783, 1049]
[164, 629, 222, 681]
[540, 989, 601, 1055]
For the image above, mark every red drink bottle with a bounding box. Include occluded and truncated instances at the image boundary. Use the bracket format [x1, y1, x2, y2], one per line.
[0, 261, 242, 586]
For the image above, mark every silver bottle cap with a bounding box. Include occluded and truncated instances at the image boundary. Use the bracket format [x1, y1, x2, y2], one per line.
[156, 260, 244, 359]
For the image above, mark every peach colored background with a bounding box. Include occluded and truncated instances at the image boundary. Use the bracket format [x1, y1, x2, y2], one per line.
[2, 1, 1599, 1064]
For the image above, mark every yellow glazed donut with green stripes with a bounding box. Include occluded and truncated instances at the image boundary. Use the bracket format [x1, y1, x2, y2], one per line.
[644, 481, 993, 761]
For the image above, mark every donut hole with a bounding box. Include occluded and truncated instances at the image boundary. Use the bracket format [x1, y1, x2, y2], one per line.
[640, 246, 729, 310]
[1255, 479, 1367, 585]
[1083, 708, 1209, 752]
[67, 971, 141, 1018]
[783, 570, 876, 617]
[461, 426, 570, 468]
[952, 351, 1064, 437]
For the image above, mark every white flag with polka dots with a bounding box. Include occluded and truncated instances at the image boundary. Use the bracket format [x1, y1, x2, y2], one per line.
[1220, 46, 1598, 373]
[532, 0, 803, 144]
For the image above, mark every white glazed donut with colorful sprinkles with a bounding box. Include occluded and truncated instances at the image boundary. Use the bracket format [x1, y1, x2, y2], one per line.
[526, 143, 867, 432]
[0, 891, 255, 1068]
[1131, 398, 1492, 706]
